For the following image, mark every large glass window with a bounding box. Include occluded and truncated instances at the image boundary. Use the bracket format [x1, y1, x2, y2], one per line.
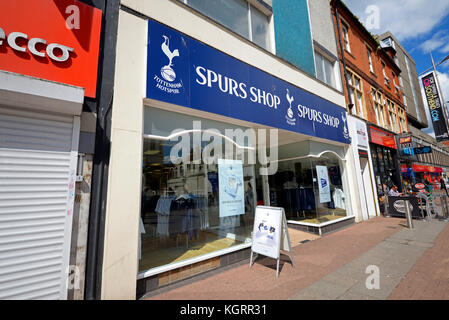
[185, 0, 271, 50]
[140, 107, 350, 274]
[140, 107, 260, 272]
[268, 142, 348, 224]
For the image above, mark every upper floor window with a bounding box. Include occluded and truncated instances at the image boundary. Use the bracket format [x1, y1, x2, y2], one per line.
[184, 0, 271, 50]
[347, 69, 364, 118]
[315, 51, 337, 89]
[382, 61, 390, 86]
[381, 37, 395, 49]
[372, 89, 385, 128]
[367, 47, 374, 73]
[398, 108, 407, 133]
[342, 23, 350, 53]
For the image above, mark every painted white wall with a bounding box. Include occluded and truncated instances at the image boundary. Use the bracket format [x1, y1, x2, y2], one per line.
[100, 9, 147, 300]
[347, 115, 380, 221]
[0, 70, 84, 116]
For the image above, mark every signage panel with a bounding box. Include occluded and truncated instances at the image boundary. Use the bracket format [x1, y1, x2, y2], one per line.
[399, 137, 412, 144]
[146, 19, 350, 144]
[422, 73, 449, 142]
[218, 159, 245, 218]
[316, 165, 331, 203]
[413, 146, 432, 155]
[355, 120, 368, 148]
[387, 196, 420, 219]
[0, 0, 102, 98]
[250, 206, 294, 277]
[369, 126, 397, 149]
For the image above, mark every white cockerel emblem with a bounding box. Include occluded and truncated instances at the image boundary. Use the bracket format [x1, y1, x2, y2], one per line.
[285, 89, 296, 125]
[286, 89, 294, 119]
[160, 35, 180, 82]
[341, 112, 349, 139]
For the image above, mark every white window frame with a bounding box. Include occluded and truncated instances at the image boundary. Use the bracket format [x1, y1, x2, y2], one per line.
[183, 0, 274, 53]
[314, 48, 341, 91]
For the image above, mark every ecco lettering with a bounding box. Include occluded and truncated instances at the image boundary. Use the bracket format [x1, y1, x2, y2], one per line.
[0, 26, 74, 62]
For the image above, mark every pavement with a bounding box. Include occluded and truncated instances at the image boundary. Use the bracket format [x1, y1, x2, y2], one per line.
[143, 214, 449, 300]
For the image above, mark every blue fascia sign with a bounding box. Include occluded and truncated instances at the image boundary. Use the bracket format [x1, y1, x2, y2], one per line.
[146, 19, 350, 144]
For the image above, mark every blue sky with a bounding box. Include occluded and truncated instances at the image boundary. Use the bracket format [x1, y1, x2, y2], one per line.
[342, 0, 449, 137]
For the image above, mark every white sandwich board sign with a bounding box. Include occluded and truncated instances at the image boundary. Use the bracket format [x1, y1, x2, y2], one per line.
[250, 206, 294, 277]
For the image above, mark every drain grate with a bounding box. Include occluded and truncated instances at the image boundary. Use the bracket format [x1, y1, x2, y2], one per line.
[299, 240, 310, 244]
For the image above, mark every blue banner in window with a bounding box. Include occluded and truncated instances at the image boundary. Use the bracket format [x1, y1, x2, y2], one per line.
[147, 19, 350, 144]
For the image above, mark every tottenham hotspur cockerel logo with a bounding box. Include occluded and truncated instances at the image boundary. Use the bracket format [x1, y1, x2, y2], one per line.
[161, 35, 180, 82]
[285, 89, 296, 126]
[154, 35, 183, 94]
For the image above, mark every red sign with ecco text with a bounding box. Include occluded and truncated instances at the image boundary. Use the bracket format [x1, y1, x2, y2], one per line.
[0, 0, 102, 98]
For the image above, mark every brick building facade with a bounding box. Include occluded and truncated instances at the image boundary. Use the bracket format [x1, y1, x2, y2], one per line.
[330, 0, 408, 135]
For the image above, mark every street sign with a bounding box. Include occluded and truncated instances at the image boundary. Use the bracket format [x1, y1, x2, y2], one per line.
[399, 137, 412, 144]
[415, 183, 425, 189]
[413, 146, 432, 155]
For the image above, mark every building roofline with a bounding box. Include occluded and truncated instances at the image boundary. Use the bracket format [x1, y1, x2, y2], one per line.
[332, 0, 401, 73]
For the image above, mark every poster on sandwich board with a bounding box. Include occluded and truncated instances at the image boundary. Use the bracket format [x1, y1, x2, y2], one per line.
[250, 206, 294, 277]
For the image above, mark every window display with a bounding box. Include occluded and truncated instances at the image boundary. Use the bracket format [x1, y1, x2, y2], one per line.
[140, 107, 351, 274]
[140, 107, 258, 272]
[268, 142, 348, 224]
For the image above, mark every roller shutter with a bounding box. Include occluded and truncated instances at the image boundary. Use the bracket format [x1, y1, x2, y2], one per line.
[0, 105, 79, 300]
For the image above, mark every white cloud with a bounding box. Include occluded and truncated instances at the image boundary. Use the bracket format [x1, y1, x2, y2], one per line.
[342, 0, 449, 42]
[419, 31, 449, 53]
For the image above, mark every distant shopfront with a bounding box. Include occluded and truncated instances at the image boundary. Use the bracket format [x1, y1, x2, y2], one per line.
[368, 125, 401, 214]
[401, 164, 443, 190]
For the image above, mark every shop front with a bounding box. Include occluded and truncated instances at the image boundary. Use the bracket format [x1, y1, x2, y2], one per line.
[138, 17, 353, 289]
[368, 125, 401, 214]
[0, 0, 102, 299]
[401, 164, 443, 191]
[103, 4, 355, 299]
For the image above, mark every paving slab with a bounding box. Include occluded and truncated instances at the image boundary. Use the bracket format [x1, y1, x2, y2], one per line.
[289, 220, 447, 300]
[144, 217, 448, 300]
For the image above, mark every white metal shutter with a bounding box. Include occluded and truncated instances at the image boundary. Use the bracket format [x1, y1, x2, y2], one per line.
[0, 105, 79, 300]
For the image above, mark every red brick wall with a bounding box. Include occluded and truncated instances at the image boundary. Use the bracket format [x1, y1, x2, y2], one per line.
[330, 1, 408, 133]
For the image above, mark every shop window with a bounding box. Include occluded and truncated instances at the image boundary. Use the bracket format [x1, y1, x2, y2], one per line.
[184, 0, 271, 50]
[140, 107, 350, 274]
[140, 107, 262, 272]
[268, 143, 348, 224]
